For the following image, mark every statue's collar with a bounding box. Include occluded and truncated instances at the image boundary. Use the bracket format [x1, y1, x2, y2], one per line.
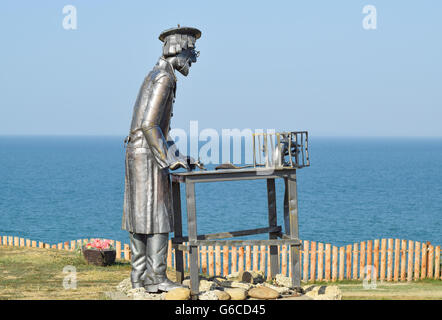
[157, 57, 177, 82]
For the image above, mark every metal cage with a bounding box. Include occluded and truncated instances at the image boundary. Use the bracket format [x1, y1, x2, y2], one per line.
[252, 131, 310, 169]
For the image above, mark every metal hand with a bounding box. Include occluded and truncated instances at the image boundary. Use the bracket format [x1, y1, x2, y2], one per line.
[169, 160, 189, 171]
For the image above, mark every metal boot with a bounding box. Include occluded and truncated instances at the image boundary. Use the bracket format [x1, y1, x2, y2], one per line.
[129, 232, 149, 289]
[144, 233, 185, 293]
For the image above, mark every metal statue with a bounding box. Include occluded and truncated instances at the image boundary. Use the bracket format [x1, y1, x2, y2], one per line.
[122, 26, 202, 293]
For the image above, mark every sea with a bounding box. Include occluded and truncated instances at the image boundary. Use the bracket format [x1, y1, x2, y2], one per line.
[0, 136, 441, 247]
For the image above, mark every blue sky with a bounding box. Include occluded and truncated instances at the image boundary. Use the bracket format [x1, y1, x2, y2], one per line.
[0, 1, 441, 136]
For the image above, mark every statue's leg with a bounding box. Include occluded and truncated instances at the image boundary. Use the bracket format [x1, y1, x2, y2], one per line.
[129, 232, 148, 289]
[145, 233, 185, 293]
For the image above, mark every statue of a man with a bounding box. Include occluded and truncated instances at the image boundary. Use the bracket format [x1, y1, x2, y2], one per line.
[122, 26, 201, 292]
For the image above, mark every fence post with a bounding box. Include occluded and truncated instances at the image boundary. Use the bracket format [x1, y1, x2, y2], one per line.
[373, 239, 380, 281]
[223, 246, 229, 276]
[259, 245, 266, 273]
[407, 240, 414, 282]
[215, 245, 222, 276]
[209, 246, 214, 276]
[346, 245, 352, 280]
[421, 242, 427, 280]
[252, 245, 259, 272]
[116, 241, 121, 259]
[317, 243, 324, 281]
[238, 247, 244, 273]
[393, 239, 400, 281]
[303, 240, 309, 282]
[353, 243, 358, 280]
[380, 239, 387, 281]
[359, 241, 366, 280]
[367, 240, 373, 280]
[245, 245, 251, 271]
[325, 244, 331, 281]
[201, 246, 207, 275]
[267, 247, 271, 280]
[387, 239, 393, 281]
[339, 246, 345, 281]
[435, 246, 440, 280]
[124, 244, 130, 261]
[289, 247, 292, 277]
[427, 245, 434, 279]
[281, 245, 287, 276]
[310, 242, 317, 282]
[332, 246, 338, 282]
[231, 246, 237, 274]
[414, 242, 420, 281]
[400, 240, 406, 281]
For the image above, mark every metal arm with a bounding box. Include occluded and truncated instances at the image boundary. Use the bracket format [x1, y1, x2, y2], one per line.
[141, 75, 175, 169]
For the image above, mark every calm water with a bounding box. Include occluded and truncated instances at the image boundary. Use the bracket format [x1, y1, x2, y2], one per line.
[0, 136, 441, 247]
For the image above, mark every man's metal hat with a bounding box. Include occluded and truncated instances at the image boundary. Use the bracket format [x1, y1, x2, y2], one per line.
[159, 26, 202, 42]
[159, 25, 201, 57]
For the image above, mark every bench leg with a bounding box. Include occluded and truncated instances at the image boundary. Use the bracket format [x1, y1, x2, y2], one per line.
[285, 173, 301, 290]
[172, 181, 184, 284]
[186, 182, 199, 299]
[267, 178, 279, 278]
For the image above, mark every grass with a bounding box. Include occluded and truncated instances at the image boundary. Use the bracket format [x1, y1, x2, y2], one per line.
[336, 279, 442, 300]
[1, 246, 441, 300]
[0, 246, 132, 300]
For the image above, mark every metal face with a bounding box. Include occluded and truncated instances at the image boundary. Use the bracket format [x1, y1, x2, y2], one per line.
[175, 48, 199, 76]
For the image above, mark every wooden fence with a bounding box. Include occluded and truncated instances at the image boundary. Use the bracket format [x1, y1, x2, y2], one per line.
[1, 236, 440, 282]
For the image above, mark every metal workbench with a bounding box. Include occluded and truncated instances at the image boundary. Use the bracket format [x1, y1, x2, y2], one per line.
[170, 167, 303, 298]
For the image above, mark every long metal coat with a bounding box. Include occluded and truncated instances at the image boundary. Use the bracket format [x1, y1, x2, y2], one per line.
[122, 58, 177, 234]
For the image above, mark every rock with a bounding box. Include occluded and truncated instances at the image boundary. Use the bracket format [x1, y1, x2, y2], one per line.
[225, 281, 253, 290]
[182, 279, 215, 292]
[224, 288, 247, 300]
[226, 272, 239, 280]
[182, 279, 190, 288]
[248, 287, 279, 300]
[126, 288, 165, 300]
[116, 278, 132, 294]
[164, 288, 191, 300]
[199, 291, 219, 300]
[200, 280, 216, 291]
[302, 285, 342, 300]
[238, 271, 253, 283]
[259, 282, 292, 295]
[213, 290, 231, 300]
[275, 274, 292, 288]
[238, 270, 265, 284]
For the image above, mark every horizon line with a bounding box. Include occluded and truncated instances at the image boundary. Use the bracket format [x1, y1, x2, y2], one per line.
[0, 134, 442, 139]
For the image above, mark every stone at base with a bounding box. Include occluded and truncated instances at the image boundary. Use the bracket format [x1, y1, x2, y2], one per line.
[164, 287, 191, 300]
[248, 287, 279, 300]
[275, 274, 292, 288]
[213, 290, 231, 300]
[199, 291, 219, 300]
[224, 288, 247, 300]
[302, 285, 342, 300]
